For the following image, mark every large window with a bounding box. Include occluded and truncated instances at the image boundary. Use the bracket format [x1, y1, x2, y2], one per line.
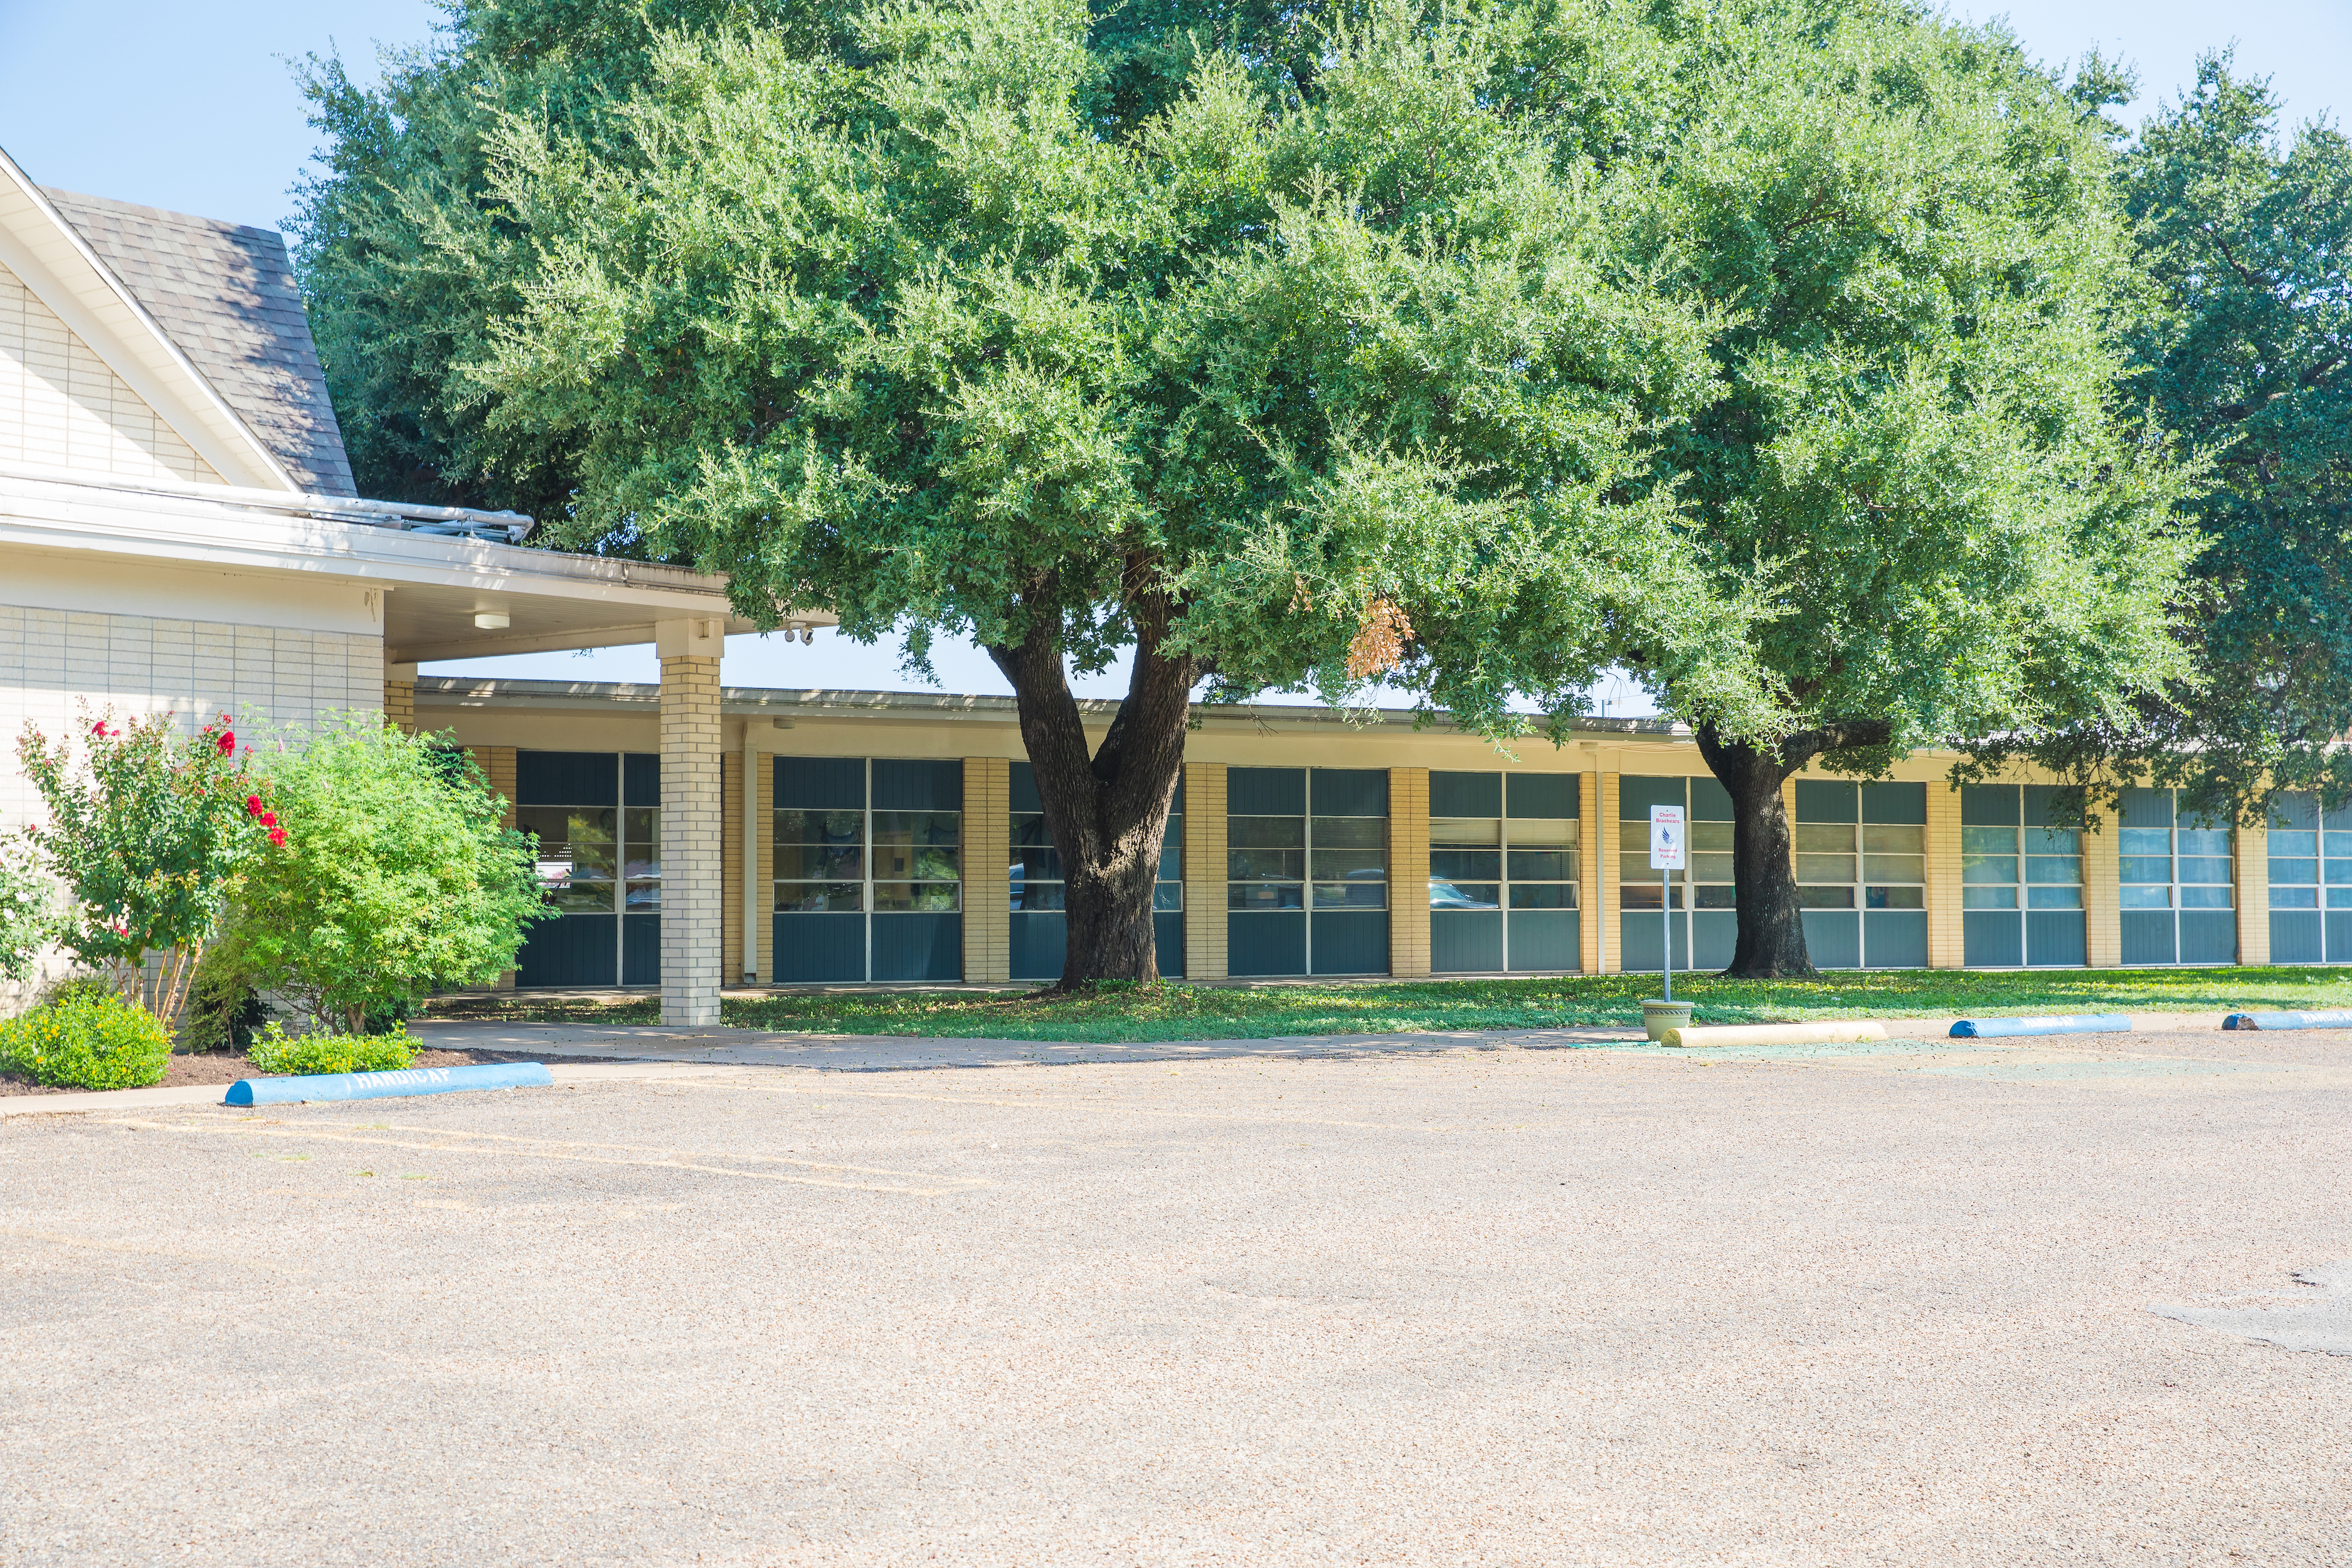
[1008, 765, 1184, 978]
[1618, 776, 1735, 972]
[1793, 781, 1927, 969]
[2266, 793, 2352, 963]
[1429, 771, 1581, 972]
[2117, 787, 2235, 965]
[1228, 768, 1388, 975]
[513, 751, 659, 987]
[773, 758, 962, 982]
[1961, 785, 2084, 967]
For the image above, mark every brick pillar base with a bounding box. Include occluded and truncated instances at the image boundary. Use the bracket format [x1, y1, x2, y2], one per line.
[660, 644, 724, 1026]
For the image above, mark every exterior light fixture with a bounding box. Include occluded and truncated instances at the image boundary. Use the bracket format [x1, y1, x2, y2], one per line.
[474, 611, 509, 630]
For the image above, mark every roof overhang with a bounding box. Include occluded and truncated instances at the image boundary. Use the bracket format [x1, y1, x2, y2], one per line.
[0, 463, 835, 661]
[0, 145, 297, 492]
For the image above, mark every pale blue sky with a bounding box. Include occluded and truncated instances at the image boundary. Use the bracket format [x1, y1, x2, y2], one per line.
[1, 0, 2339, 706]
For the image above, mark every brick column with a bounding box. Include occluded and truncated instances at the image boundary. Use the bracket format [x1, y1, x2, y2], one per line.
[754, 745, 775, 984]
[1579, 763, 1602, 975]
[1597, 771, 1621, 973]
[2237, 822, 2270, 966]
[964, 757, 1011, 982]
[467, 745, 519, 991]
[722, 748, 744, 985]
[2083, 809, 2121, 968]
[657, 618, 724, 1025]
[1926, 781, 1964, 968]
[1389, 767, 1431, 978]
[384, 660, 417, 736]
[1185, 762, 1227, 979]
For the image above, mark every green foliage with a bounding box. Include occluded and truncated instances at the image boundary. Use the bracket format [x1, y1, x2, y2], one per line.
[2018, 55, 2352, 823]
[211, 715, 551, 1036]
[0, 837, 58, 983]
[244, 1020, 419, 1076]
[0, 989, 171, 1089]
[14, 707, 278, 1021]
[181, 943, 270, 1054]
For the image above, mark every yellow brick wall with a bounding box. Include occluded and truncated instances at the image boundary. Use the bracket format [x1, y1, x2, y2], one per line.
[466, 745, 519, 992]
[722, 750, 743, 984]
[1579, 767, 1602, 975]
[1389, 767, 1431, 978]
[1185, 762, 1227, 980]
[2083, 811, 2121, 968]
[754, 750, 774, 984]
[964, 757, 1011, 982]
[1926, 781, 1964, 968]
[0, 260, 222, 484]
[1597, 771, 1621, 973]
[384, 679, 415, 736]
[2237, 824, 2269, 966]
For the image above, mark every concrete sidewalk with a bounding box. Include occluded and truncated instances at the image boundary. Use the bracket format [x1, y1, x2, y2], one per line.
[0, 1059, 750, 1118]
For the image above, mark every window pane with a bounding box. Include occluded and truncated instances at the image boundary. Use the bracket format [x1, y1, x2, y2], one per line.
[1689, 822, 1734, 852]
[2326, 859, 2352, 884]
[2029, 828, 2082, 854]
[2270, 858, 2319, 886]
[876, 882, 961, 912]
[1619, 854, 1662, 883]
[1862, 824, 1924, 854]
[1963, 886, 2017, 909]
[2118, 856, 2173, 885]
[1865, 885, 1924, 909]
[775, 881, 862, 912]
[2330, 887, 2352, 909]
[2270, 885, 2318, 909]
[2118, 827, 2171, 856]
[1506, 849, 1576, 882]
[1862, 854, 1923, 885]
[1227, 847, 1303, 881]
[1158, 845, 1183, 881]
[1012, 881, 1065, 911]
[1229, 816, 1304, 849]
[2178, 856, 2233, 885]
[1963, 826, 2018, 854]
[2327, 831, 2352, 860]
[1311, 849, 1385, 882]
[1692, 884, 1737, 909]
[1619, 884, 1683, 910]
[776, 842, 864, 881]
[1433, 849, 1502, 881]
[1795, 854, 1855, 883]
[1507, 884, 1577, 909]
[872, 822, 960, 884]
[1162, 815, 1184, 847]
[2119, 884, 2171, 909]
[876, 810, 961, 844]
[2176, 829, 2230, 857]
[1153, 884, 1183, 911]
[625, 805, 658, 844]
[1312, 879, 1385, 909]
[1012, 844, 1062, 883]
[1511, 818, 1579, 847]
[775, 808, 863, 845]
[624, 879, 660, 911]
[2026, 884, 2083, 909]
[1313, 817, 1385, 849]
[1798, 886, 1854, 908]
[2270, 830, 2318, 857]
[2180, 884, 2233, 909]
[1431, 817, 1500, 847]
[1433, 879, 1501, 909]
[1963, 855, 2018, 884]
[1228, 882, 1303, 910]
[1794, 823, 1855, 854]
[1689, 852, 1735, 882]
[2025, 856, 2081, 884]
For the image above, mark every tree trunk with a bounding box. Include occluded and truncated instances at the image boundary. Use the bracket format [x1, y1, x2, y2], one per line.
[989, 576, 1197, 989]
[1695, 719, 1895, 979]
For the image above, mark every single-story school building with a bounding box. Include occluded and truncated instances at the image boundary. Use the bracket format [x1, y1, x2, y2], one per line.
[1, 147, 2339, 1025]
[410, 675, 2327, 997]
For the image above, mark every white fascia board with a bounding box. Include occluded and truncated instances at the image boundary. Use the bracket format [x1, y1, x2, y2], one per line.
[0, 148, 297, 491]
[0, 467, 736, 610]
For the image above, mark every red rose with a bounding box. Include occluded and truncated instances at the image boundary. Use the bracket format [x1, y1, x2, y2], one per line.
[258, 812, 277, 828]
[216, 731, 236, 753]
[246, 795, 263, 815]
[267, 827, 287, 846]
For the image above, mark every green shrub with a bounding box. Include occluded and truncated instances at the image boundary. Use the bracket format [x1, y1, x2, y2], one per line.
[0, 989, 171, 1089]
[181, 945, 268, 1053]
[245, 1020, 417, 1076]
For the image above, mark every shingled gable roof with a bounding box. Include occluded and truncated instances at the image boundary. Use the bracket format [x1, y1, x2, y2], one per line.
[41, 189, 356, 497]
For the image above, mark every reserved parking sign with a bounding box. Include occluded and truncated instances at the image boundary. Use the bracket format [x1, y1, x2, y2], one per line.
[1649, 804, 1685, 871]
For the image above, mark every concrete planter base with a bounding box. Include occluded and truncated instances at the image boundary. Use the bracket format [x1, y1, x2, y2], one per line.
[1641, 1000, 1695, 1041]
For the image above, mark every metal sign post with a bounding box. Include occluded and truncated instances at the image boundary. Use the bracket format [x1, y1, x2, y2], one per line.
[1648, 804, 1686, 1002]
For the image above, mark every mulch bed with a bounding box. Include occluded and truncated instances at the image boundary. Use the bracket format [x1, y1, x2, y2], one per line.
[0, 1047, 561, 1096]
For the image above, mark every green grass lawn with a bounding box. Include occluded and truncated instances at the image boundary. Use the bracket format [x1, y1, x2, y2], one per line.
[421, 967, 2352, 1043]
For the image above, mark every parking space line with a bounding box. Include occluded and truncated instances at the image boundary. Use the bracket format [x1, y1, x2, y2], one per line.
[100, 1119, 987, 1195]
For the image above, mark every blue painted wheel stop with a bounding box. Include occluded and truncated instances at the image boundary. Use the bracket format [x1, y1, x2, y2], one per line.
[2222, 1009, 2352, 1032]
[223, 1061, 555, 1106]
[1949, 1014, 2132, 1039]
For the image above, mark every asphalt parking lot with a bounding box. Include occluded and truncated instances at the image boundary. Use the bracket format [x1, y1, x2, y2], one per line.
[3, 1030, 2348, 1566]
